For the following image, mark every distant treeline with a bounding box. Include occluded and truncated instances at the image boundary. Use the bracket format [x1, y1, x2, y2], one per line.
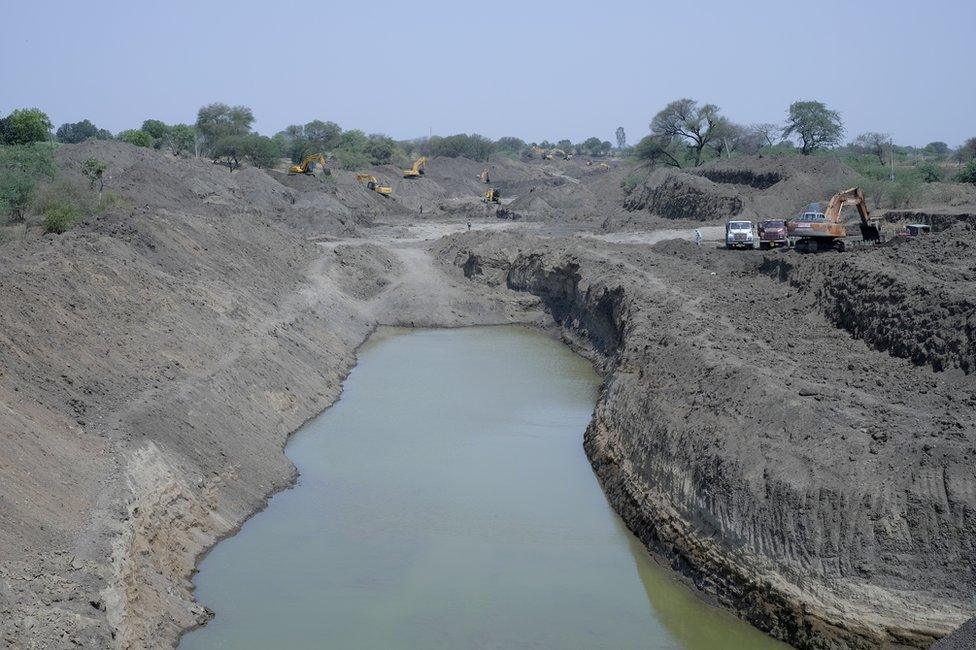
[0, 104, 619, 174]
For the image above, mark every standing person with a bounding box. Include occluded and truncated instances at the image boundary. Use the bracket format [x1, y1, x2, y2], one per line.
[693, 228, 702, 247]
[419, 205, 423, 215]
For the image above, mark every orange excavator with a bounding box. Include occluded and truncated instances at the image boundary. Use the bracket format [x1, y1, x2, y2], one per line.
[787, 187, 882, 252]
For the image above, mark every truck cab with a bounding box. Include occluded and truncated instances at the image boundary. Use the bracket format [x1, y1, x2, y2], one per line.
[758, 220, 789, 249]
[725, 220, 756, 249]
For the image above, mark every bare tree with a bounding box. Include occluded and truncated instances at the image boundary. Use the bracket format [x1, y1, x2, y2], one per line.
[650, 99, 728, 166]
[708, 122, 751, 158]
[853, 132, 891, 165]
[750, 122, 780, 149]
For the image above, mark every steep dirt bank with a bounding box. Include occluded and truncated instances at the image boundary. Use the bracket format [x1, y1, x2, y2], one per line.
[0, 213, 538, 648]
[437, 230, 976, 648]
[0, 143, 542, 648]
[760, 225, 976, 374]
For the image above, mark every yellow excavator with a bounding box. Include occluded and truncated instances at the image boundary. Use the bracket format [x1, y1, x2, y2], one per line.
[787, 187, 882, 252]
[543, 148, 572, 160]
[403, 156, 427, 178]
[483, 188, 500, 204]
[288, 153, 326, 175]
[355, 173, 392, 197]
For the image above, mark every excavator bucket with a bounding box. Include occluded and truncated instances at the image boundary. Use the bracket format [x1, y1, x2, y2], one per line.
[860, 222, 881, 242]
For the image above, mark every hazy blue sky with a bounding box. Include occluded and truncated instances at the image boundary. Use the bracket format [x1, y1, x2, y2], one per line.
[2, 0, 973, 146]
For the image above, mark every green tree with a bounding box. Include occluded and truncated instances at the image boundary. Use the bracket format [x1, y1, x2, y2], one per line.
[166, 124, 196, 156]
[916, 162, 944, 183]
[633, 134, 685, 168]
[211, 134, 278, 171]
[650, 99, 728, 166]
[782, 100, 843, 154]
[117, 129, 154, 148]
[82, 158, 108, 191]
[195, 103, 254, 151]
[956, 160, 976, 184]
[0, 172, 35, 221]
[339, 129, 368, 151]
[364, 135, 396, 165]
[0, 144, 56, 220]
[1, 108, 52, 145]
[55, 119, 112, 144]
[556, 139, 574, 153]
[277, 120, 344, 162]
[615, 126, 626, 149]
[427, 133, 493, 160]
[304, 120, 342, 150]
[924, 141, 950, 157]
[242, 134, 279, 169]
[955, 137, 976, 163]
[581, 137, 603, 155]
[494, 137, 526, 155]
[141, 119, 169, 140]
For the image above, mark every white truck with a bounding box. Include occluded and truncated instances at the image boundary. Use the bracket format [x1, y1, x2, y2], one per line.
[725, 220, 756, 249]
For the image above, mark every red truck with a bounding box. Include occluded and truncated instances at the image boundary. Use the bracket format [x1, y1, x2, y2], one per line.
[758, 219, 789, 250]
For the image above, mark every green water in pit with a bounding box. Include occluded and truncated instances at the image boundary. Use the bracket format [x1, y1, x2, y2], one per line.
[181, 326, 786, 649]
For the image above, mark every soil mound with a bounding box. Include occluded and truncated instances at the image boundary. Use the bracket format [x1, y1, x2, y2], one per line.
[763, 223, 976, 373]
[625, 154, 861, 222]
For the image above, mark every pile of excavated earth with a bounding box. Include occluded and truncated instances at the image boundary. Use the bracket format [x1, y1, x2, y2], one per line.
[1, 140, 974, 649]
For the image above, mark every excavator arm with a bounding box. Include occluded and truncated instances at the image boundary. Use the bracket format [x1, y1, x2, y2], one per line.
[825, 187, 880, 241]
[289, 153, 326, 175]
[403, 156, 427, 178]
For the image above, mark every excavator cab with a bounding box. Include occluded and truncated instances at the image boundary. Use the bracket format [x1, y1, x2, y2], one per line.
[483, 188, 500, 204]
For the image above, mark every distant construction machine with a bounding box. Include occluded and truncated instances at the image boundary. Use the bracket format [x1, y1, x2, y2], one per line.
[480, 166, 490, 184]
[543, 148, 571, 160]
[787, 187, 882, 252]
[355, 173, 392, 197]
[403, 156, 427, 178]
[289, 153, 327, 175]
[483, 188, 500, 204]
